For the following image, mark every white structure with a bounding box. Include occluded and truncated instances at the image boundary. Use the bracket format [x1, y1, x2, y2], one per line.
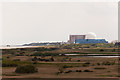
[85, 32, 97, 39]
[111, 40, 118, 44]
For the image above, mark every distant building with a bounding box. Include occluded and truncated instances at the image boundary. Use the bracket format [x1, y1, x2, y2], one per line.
[68, 32, 108, 44]
[75, 39, 108, 44]
[69, 35, 86, 43]
[111, 40, 118, 44]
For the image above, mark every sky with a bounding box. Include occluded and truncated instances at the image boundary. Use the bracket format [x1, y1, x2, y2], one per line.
[0, 1, 118, 45]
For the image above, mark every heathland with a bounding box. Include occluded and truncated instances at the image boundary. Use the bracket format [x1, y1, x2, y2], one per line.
[2, 43, 119, 78]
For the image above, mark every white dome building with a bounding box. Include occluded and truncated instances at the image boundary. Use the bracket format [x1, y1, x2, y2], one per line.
[111, 40, 118, 44]
[85, 32, 97, 39]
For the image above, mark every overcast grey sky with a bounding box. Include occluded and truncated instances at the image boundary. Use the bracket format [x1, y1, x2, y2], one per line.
[1, 2, 118, 45]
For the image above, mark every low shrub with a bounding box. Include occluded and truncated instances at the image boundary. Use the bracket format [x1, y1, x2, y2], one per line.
[2, 63, 17, 67]
[13, 59, 20, 61]
[77, 60, 80, 62]
[102, 61, 112, 65]
[107, 71, 111, 72]
[84, 62, 90, 64]
[82, 64, 89, 67]
[33, 61, 38, 64]
[97, 63, 100, 65]
[100, 49, 104, 52]
[94, 67, 106, 69]
[84, 69, 93, 72]
[31, 52, 59, 56]
[58, 67, 63, 73]
[6, 56, 10, 59]
[65, 70, 72, 73]
[15, 54, 24, 56]
[62, 65, 72, 68]
[76, 70, 82, 72]
[15, 65, 38, 73]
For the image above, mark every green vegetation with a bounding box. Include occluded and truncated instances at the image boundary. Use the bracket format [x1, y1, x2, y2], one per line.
[2, 43, 119, 78]
[65, 70, 72, 73]
[96, 63, 101, 65]
[98, 75, 114, 77]
[2, 60, 32, 67]
[13, 59, 20, 61]
[84, 69, 93, 72]
[102, 61, 115, 65]
[2, 63, 17, 67]
[31, 52, 59, 56]
[82, 63, 90, 67]
[76, 70, 82, 72]
[32, 56, 54, 62]
[59, 43, 117, 49]
[62, 65, 73, 68]
[94, 67, 106, 69]
[15, 65, 38, 73]
[2, 43, 119, 57]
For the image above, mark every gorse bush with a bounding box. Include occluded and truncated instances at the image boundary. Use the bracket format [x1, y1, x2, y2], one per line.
[31, 52, 59, 56]
[94, 67, 106, 69]
[99, 49, 104, 52]
[76, 70, 82, 72]
[84, 69, 93, 72]
[97, 63, 101, 65]
[15, 65, 38, 73]
[62, 65, 72, 68]
[102, 61, 114, 65]
[82, 64, 89, 67]
[2, 63, 17, 67]
[84, 62, 90, 64]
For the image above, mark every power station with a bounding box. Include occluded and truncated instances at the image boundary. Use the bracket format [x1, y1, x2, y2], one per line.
[68, 32, 108, 44]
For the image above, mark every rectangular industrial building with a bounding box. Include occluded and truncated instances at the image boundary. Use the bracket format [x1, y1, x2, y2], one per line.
[75, 39, 108, 44]
[69, 35, 86, 43]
